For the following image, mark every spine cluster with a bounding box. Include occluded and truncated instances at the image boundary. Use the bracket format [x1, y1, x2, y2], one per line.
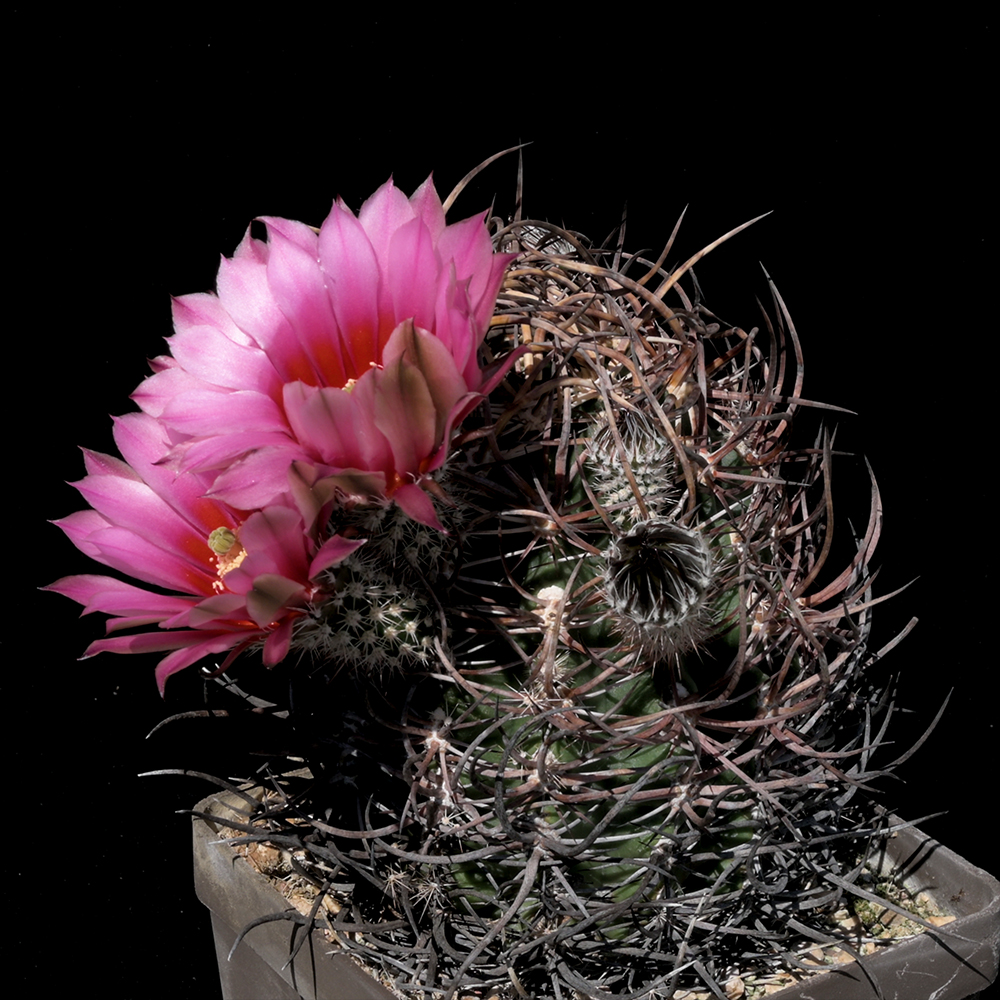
[588, 407, 678, 524]
[294, 502, 458, 674]
[602, 518, 714, 659]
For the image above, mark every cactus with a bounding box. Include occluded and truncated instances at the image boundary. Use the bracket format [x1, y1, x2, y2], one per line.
[202, 199, 905, 1000]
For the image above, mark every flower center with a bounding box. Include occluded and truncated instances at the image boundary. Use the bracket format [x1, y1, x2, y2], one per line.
[207, 526, 247, 591]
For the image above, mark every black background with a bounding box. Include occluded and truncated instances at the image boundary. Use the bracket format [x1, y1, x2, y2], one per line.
[14, 10, 994, 997]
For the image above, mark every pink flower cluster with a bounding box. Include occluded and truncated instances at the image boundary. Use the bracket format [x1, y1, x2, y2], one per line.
[47, 178, 514, 692]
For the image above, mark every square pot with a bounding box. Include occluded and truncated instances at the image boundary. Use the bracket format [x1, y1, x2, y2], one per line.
[193, 793, 998, 1000]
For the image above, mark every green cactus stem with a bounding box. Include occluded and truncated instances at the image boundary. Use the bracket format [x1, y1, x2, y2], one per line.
[194, 178, 910, 1000]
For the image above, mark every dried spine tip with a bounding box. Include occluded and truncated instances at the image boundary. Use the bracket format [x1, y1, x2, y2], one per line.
[604, 518, 713, 658]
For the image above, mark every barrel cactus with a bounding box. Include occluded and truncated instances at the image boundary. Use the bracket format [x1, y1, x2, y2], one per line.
[201, 186, 903, 999]
[48, 162, 909, 998]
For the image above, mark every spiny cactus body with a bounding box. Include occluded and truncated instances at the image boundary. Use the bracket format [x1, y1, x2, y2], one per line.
[208, 208, 900, 1000]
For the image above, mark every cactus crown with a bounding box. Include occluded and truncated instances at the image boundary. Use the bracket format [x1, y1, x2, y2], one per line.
[194, 192, 906, 1000]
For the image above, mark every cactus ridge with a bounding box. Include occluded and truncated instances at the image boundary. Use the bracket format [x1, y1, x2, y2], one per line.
[206, 211, 908, 1000]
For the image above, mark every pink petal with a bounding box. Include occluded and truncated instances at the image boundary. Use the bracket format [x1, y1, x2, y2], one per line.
[171, 290, 258, 350]
[318, 201, 381, 376]
[262, 217, 350, 388]
[262, 617, 295, 666]
[245, 573, 306, 628]
[387, 215, 440, 332]
[169, 296, 281, 397]
[393, 483, 444, 530]
[372, 351, 436, 478]
[84, 631, 216, 657]
[237, 506, 310, 583]
[187, 593, 248, 628]
[161, 388, 288, 438]
[216, 229, 306, 366]
[43, 574, 195, 619]
[437, 215, 515, 333]
[52, 509, 114, 562]
[132, 364, 208, 418]
[152, 634, 255, 695]
[408, 175, 447, 241]
[309, 534, 366, 577]
[283, 379, 392, 473]
[357, 178, 415, 271]
[381, 320, 468, 443]
[166, 428, 297, 478]
[81, 447, 142, 481]
[70, 468, 218, 582]
[203, 448, 305, 510]
[76, 524, 216, 595]
[112, 413, 235, 537]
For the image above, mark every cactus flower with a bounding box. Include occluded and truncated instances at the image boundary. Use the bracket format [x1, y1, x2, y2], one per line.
[134, 177, 515, 529]
[45, 412, 363, 692]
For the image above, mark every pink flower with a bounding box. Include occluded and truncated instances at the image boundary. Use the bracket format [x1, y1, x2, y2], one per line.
[45, 412, 363, 693]
[134, 177, 515, 529]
